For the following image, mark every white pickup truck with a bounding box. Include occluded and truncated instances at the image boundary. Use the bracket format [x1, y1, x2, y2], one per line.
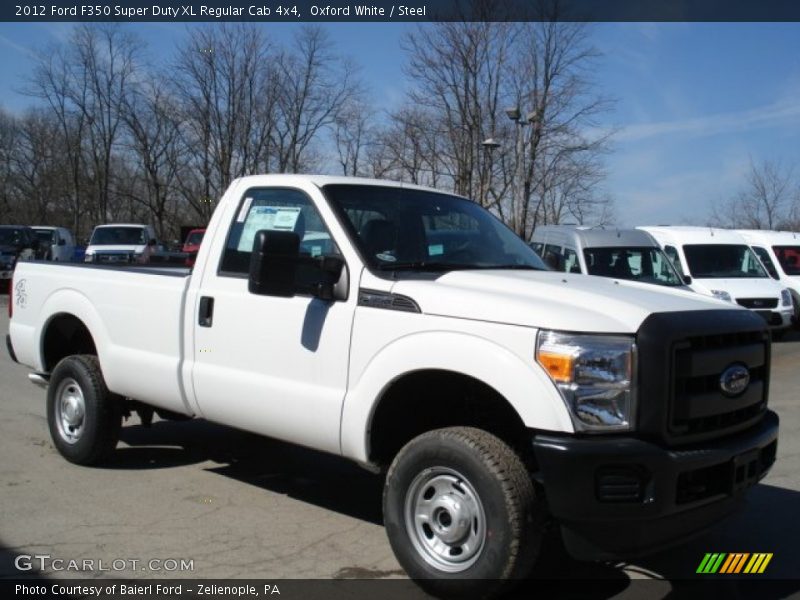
[6, 175, 779, 597]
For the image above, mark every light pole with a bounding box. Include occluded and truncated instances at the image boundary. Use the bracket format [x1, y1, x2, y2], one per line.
[480, 137, 500, 206]
[505, 106, 540, 236]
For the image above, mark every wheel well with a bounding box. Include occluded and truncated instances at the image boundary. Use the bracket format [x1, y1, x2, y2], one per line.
[368, 370, 531, 468]
[42, 313, 97, 372]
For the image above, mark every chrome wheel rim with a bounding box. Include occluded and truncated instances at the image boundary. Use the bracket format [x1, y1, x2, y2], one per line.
[55, 377, 86, 444]
[404, 467, 487, 573]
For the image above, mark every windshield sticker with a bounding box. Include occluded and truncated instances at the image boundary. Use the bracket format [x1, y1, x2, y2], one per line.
[238, 206, 302, 252]
[428, 244, 444, 256]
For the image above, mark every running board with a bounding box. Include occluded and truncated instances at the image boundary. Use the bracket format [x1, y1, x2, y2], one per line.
[28, 373, 50, 388]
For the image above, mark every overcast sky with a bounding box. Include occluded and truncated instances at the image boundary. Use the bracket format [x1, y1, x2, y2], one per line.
[0, 21, 798, 226]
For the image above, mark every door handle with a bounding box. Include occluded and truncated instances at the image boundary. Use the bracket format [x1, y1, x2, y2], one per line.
[198, 296, 214, 327]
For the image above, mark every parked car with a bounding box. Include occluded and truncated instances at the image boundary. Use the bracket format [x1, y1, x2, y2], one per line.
[7, 175, 778, 597]
[531, 225, 691, 290]
[0, 225, 40, 287]
[738, 229, 800, 324]
[640, 226, 794, 332]
[84, 223, 157, 264]
[181, 228, 206, 267]
[32, 226, 75, 262]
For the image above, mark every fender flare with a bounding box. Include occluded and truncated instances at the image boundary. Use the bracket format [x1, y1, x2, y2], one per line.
[339, 330, 573, 463]
[37, 288, 111, 374]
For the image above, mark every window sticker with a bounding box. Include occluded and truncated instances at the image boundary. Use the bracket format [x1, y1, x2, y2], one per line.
[428, 244, 444, 256]
[237, 206, 302, 252]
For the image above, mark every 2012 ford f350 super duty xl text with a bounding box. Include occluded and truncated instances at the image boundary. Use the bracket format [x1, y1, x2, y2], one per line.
[7, 175, 779, 597]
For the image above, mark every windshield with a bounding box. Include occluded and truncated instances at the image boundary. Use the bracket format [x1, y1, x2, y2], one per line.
[34, 229, 56, 244]
[0, 228, 24, 245]
[683, 244, 767, 278]
[583, 246, 684, 286]
[185, 231, 204, 246]
[323, 185, 547, 272]
[90, 226, 146, 246]
[773, 246, 800, 276]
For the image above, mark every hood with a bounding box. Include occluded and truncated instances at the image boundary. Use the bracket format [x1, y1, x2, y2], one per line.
[391, 270, 734, 333]
[689, 277, 783, 300]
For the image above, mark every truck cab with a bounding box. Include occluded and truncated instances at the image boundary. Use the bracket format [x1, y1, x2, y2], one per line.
[531, 225, 691, 291]
[640, 226, 793, 332]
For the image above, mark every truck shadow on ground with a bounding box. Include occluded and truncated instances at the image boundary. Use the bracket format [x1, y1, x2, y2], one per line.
[116, 418, 800, 595]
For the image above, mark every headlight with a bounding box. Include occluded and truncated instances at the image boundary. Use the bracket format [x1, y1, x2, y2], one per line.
[781, 289, 792, 307]
[536, 330, 636, 432]
[711, 289, 733, 302]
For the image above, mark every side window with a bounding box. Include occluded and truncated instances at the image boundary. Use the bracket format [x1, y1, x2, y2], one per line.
[542, 243, 564, 271]
[751, 246, 777, 278]
[563, 247, 582, 273]
[664, 245, 684, 276]
[530, 242, 544, 256]
[220, 188, 340, 276]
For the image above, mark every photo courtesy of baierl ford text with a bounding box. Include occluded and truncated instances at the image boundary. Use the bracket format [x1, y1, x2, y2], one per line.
[1, 1, 799, 599]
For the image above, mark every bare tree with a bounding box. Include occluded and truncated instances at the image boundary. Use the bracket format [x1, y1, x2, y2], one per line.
[120, 77, 184, 239]
[711, 158, 799, 230]
[333, 98, 374, 176]
[400, 21, 514, 201]
[273, 26, 360, 173]
[172, 24, 276, 222]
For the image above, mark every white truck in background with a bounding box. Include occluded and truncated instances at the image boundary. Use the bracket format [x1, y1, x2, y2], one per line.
[84, 223, 157, 264]
[7, 175, 779, 597]
[640, 226, 794, 334]
[530, 225, 691, 291]
[738, 229, 800, 324]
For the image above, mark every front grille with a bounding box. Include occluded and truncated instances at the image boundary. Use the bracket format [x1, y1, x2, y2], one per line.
[636, 309, 771, 446]
[737, 297, 778, 309]
[670, 331, 768, 438]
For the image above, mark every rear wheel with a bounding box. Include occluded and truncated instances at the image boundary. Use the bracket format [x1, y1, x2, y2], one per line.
[47, 355, 122, 465]
[383, 427, 544, 598]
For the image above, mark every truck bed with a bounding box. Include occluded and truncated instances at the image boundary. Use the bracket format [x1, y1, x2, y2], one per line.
[9, 261, 194, 416]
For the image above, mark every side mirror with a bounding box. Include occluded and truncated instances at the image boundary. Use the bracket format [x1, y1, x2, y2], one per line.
[58, 238, 66, 246]
[683, 275, 692, 285]
[249, 230, 300, 297]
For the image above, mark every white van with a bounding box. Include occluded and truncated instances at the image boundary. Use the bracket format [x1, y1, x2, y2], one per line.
[84, 223, 157, 263]
[738, 229, 800, 322]
[530, 225, 691, 290]
[31, 226, 75, 262]
[640, 226, 793, 331]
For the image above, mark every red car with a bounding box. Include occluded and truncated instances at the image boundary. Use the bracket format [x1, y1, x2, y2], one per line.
[182, 228, 205, 267]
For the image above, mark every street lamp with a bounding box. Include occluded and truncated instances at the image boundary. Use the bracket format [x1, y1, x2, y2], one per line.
[480, 138, 501, 205]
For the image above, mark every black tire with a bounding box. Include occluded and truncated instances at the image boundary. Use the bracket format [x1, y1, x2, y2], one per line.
[383, 427, 544, 599]
[46, 355, 122, 465]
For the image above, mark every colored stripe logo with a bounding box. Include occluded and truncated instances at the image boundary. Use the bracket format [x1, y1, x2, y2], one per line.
[697, 553, 773, 574]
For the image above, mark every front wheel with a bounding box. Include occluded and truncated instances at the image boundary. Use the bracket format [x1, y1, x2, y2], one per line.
[47, 355, 122, 465]
[383, 427, 544, 598]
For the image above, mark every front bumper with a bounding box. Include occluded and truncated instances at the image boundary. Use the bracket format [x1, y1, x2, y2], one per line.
[532, 410, 779, 560]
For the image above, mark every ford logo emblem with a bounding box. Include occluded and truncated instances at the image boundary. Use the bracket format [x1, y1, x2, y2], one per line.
[719, 364, 750, 397]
